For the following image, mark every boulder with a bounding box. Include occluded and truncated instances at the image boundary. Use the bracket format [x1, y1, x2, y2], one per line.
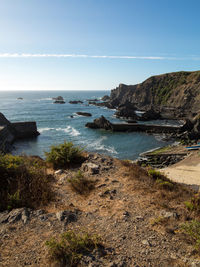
[85, 116, 113, 130]
[81, 162, 100, 174]
[115, 103, 138, 119]
[53, 100, 65, 104]
[76, 112, 92, 117]
[69, 100, 83, 104]
[140, 108, 161, 121]
[101, 95, 110, 101]
[52, 96, 64, 101]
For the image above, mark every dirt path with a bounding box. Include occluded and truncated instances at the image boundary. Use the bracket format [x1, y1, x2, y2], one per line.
[161, 151, 200, 187]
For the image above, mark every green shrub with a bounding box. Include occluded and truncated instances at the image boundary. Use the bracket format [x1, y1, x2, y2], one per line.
[184, 194, 200, 212]
[68, 170, 95, 195]
[181, 220, 200, 250]
[45, 141, 84, 169]
[45, 230, 101, 266]
[7, 190, 21, 210]
[156, 179, 174, 190]
[0, 154, 53, 211]
[148, 169, 163, 179]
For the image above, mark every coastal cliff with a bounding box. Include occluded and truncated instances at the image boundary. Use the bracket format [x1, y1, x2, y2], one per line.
[108, 71, 200, 118]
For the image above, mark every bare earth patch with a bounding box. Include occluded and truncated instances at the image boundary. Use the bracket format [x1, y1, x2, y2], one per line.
[0, 152, 200, 266]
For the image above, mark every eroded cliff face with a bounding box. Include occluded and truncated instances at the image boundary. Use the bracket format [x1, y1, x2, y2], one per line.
[109, 71, 200, 118]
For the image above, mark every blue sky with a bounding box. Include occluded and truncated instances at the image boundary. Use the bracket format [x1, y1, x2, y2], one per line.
[0, 0, 200, 90]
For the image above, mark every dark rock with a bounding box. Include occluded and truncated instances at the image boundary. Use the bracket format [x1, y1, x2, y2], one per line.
[76, 112, 92, 117]
[86, 98, 99, 101]
[69, 100, 83, 104]
[56, 210, 78, 223]
[81, 162, 100, 174]
[85, 116, 113, 130]
[52, 96, 64, 101]
[115, 102, 138, 119]
[101, 95, 110, 101]
[17, 97, 23, 100]
[140, 108, 161, 121]
[53, 100, 65, 104]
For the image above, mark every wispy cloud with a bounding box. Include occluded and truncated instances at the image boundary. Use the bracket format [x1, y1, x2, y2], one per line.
[0, 53, 199, 60]
[0, 53, 167, 60]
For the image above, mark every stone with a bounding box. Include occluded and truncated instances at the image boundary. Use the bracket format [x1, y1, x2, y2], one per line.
[53, 100, 65, 104]
[56, 210, 78, 223]
[69, 100, 83, 104]
[85, 116, 113, 130]
[55, 169, 64, 175]
[81, 162, 100, 174]
[76, 112, 92, 117]
[141, 239, 151, 246]
[21, 208, 30, 224]
[159, 210, 178, 219]
[0, 211, 9, 224]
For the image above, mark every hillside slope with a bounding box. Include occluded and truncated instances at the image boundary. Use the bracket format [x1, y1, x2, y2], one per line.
[109, 71, 200, 118]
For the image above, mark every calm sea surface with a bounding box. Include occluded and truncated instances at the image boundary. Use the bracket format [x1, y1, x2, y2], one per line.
[0, 90, 178, 160]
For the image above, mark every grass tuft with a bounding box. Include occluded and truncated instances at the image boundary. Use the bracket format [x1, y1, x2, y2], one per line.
[181, 220, 200, 251]
[45, 230, 102, 266]
[68, 170, 95, 195]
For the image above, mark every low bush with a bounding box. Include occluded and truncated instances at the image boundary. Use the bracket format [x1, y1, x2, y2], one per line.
[121, 160, 147, 179]
[68, 170, 95, 195]
[181, 220, 200, 250]
[184, 194, 200, 212]
[0, 154, 53, 211]
[45, 141, 85, 169]
[45, 230, 101, 266]
[148, 168, 163, 179]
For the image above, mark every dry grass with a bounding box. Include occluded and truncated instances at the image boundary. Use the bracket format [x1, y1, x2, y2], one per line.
[0, 154, 54, 211]
[45, 229, 102, 266]
[68, 170, 95, 195]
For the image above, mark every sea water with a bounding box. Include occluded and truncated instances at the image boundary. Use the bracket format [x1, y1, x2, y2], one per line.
[0, 90, 177, 160]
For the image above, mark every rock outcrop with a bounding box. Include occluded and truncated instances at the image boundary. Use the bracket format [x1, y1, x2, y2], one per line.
[86, 116, 181, 134]
[76, 112, 92, 117]
[107, 71, 200, 119]
[85, 116, 113, 130]
[69, 100, 83, 104]
[115, 102, 138, 119]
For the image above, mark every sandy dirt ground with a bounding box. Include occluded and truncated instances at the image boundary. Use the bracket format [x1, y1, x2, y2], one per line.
[161, 151, 200, 187]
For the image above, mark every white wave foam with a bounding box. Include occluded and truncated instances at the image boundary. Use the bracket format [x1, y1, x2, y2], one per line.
[85, 136, 118, 154]
[38, 127, 54, 133]
[37, 98, 52, 101]
[39, 126, 80, 137]
[61, 126, 81, 136]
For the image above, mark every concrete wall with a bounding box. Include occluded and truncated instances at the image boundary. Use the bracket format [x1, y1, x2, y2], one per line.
[11, 122, 39, 139]
[0, 126, 15, 152]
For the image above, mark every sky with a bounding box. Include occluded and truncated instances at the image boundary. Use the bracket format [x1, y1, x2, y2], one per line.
[0, 0, 200, 91]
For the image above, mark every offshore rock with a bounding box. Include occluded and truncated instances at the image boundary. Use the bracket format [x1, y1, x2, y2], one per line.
[69, 100, 83, 104]
[85, 116, 113, 130]
[76, 112, 92, 117]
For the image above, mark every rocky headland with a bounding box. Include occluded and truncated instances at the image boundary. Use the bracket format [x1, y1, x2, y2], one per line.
[105, 71, 200, 120]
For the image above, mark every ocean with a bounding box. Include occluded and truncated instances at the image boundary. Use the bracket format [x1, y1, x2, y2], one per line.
[0, 90, 177, 160]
